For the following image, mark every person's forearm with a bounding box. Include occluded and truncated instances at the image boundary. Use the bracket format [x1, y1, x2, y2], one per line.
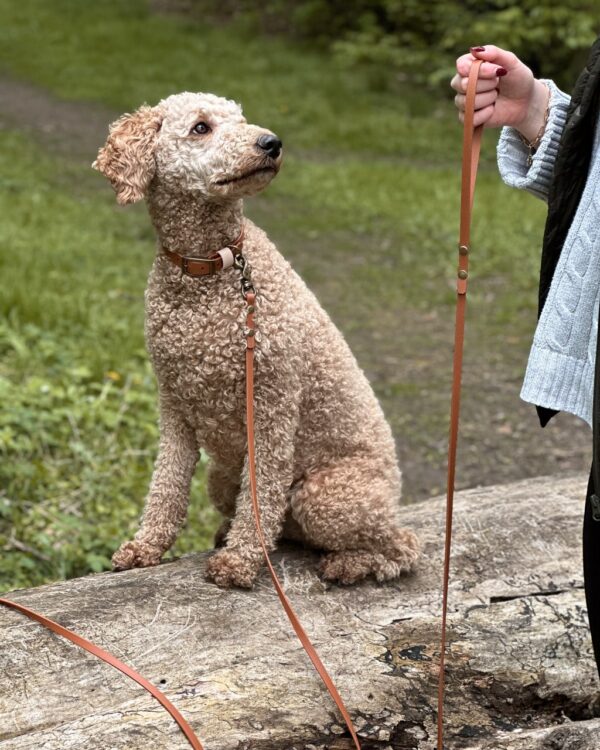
[515, 79, 550, 144]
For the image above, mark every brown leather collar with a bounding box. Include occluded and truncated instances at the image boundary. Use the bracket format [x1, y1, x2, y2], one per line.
[162, 226, 245, 277]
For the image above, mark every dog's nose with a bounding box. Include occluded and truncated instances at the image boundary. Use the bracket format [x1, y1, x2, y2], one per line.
[257, 133, 282, 160]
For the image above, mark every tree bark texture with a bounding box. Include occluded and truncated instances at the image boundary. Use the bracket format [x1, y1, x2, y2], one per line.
[1, 475, 599, 749]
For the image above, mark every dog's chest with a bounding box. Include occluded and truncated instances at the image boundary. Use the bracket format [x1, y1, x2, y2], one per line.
[146, 283, 249, 407]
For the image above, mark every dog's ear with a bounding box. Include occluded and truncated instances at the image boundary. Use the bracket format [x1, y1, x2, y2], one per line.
[93, 105, 163, 205]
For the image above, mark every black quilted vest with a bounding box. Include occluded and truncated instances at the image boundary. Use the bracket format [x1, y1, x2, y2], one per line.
[535, 36, 600, 427]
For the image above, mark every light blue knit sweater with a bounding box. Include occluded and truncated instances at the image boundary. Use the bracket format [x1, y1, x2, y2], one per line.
[497, 80, 600, 427]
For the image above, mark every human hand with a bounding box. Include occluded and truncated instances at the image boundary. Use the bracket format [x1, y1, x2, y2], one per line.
[451, 45, 549, 142]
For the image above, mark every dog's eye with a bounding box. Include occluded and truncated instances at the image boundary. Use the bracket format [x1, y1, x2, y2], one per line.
[191, 122, 211, 135]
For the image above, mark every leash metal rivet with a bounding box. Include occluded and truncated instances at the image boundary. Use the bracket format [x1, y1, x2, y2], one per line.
[246, 328, 255, 337]
[457, 270, 468, 280]
[247, 304, 255, 313]
[458, 245, 469, 256]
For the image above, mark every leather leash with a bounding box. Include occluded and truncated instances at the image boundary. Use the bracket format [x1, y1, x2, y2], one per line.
[436, 58, 484, 750]
[240, 271, 362, 749]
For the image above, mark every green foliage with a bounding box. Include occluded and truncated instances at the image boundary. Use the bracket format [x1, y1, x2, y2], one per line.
[0, 0, 454, 156]
[334, 1, 598, 90]
[0, 326, 156, 588]
[188, 0, 599, 91]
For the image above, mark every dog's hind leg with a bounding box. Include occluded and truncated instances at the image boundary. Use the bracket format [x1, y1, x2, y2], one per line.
[318, 530, 420, 584]
[207, 460, 242, 547]
[290, 455, 420, 585]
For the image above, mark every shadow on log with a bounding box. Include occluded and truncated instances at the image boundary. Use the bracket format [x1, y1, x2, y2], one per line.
[1, 475, 599, 749]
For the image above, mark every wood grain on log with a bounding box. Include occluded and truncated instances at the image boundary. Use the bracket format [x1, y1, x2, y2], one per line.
[1, 475, 599, 749]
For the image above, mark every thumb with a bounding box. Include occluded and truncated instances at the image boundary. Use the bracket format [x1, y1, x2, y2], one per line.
[470, 45, 520, 71]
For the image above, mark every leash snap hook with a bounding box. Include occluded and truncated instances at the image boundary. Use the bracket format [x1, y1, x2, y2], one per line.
[233, 252, 256, 299]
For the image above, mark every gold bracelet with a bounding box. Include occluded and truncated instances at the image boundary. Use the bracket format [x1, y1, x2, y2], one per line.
[518, 86, 551, 167]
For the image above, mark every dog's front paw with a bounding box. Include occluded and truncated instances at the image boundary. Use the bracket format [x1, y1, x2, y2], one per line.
[112, 539, 163, 571]
[205, 548, 259, 589]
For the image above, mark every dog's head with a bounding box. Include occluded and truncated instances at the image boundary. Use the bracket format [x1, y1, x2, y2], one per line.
[93, 92, 282, 205]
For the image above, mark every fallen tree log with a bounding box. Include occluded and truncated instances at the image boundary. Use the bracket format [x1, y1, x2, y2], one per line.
[1, 474, 599, 749]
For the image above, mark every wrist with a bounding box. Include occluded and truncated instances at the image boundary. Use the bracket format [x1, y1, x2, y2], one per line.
[515, 79, 550, 143]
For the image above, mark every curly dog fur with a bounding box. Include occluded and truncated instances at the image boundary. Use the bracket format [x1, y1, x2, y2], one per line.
[94, 91, 420, 588]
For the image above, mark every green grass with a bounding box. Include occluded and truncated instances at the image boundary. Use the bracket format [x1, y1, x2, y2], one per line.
[0, 0, 547, 319]
[0, 130, 220, 591]
[0, 0, 459, 159]
[0, 0, 550, 591]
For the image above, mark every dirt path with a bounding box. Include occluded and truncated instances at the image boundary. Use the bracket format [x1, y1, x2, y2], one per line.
[0, 74, 592, 503]
[0, 76, 117, 164]
[281, 224, 592, 500]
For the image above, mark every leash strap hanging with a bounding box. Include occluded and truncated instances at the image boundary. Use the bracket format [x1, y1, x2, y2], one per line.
[437, 58, 484, 750]
[0, 596, 204, 749]
[243, 290, 362, 749]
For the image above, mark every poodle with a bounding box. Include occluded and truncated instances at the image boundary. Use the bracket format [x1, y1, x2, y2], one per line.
[93, 91, 420, 588]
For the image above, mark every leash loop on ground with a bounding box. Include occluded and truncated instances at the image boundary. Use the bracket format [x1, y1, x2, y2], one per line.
[436, 57, 484, 750]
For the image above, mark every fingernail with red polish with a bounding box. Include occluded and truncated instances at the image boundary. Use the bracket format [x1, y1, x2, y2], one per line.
[470, 46, 485, 52]
[496, 67, 507, 77]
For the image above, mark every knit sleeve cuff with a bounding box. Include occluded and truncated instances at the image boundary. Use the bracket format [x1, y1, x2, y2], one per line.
[496, 79, 571, 201]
